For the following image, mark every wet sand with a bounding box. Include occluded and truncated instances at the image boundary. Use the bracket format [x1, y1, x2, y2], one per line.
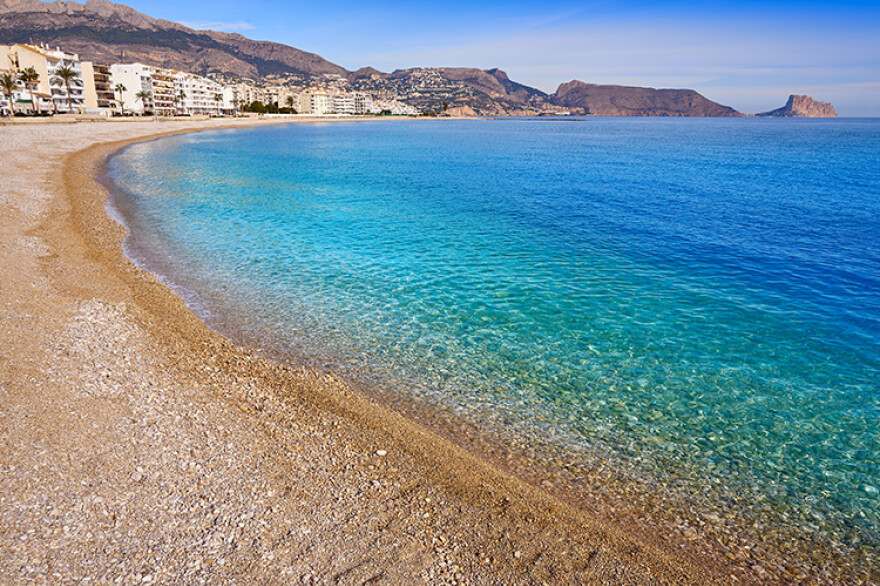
[0, 118, 735, 584]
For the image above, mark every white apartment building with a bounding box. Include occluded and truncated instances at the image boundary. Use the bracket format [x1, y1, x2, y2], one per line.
[299, 89, 331, 115]
[329, 92, 371, 115]
[221, 86, 238, 115]
[110, 63, 179, 115]
[110, 63, 154, 114]
[1, 43, 85, 113]
[235, 83, 262, 106]
[81, 61, 114, 111]
[233, 83, 299, 111]
[277, 88, 300, 111]
[262, 85, 283, 106]
[175, 72, 225, 116]
[151, 68, 176, 115]
[329, 93, 354, 115]
[1, 43, 241, 118]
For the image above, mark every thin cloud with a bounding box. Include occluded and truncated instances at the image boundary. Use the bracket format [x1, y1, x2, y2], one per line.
[179, 20, 255, 32]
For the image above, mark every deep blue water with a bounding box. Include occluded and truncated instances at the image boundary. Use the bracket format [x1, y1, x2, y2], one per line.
[108, 118, 880, 565]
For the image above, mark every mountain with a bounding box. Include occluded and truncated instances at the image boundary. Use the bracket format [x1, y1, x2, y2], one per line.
[0, 0, 346, 78]
[550, 80, 742, 117]
[756, 94, 837, 118]
[1, 0, 748, 117]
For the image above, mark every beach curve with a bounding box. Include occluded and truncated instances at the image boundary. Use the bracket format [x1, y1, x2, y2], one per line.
[0, 118, 733, 584]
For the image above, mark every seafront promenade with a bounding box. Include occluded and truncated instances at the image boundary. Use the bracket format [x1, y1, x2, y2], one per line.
[0, 119, 725, 584]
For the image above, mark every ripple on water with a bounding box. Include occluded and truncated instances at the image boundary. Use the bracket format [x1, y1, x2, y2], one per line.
[108, 119, 880, 578]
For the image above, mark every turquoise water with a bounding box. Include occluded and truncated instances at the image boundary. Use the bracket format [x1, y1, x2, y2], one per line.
[108, 119, 880, 572]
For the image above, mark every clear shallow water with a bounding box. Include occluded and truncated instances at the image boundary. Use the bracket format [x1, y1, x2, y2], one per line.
[108, 119, 880, 571]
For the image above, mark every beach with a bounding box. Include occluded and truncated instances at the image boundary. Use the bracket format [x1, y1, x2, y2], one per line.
[0, 118, 742, 584]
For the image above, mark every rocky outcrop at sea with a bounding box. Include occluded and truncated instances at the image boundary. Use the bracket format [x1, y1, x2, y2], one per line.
[757, 95, 838, 118]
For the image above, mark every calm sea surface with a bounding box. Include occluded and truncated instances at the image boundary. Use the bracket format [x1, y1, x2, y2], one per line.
[107, 118, 880, 571]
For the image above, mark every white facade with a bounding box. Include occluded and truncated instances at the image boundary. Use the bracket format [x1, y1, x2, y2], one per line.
[175, 72, 226, 116]
[329, 93, 354, 115]
[109, 63, 179, 115]
[329, 92, 371, 115]
[43, 46, 85, 113]
[221, 86, 238, 115]
[300, 89, 331, 114]
[234, 84, 299, 111]
[235, 83, 261, 106]
[3, 44, 241, 117]
[109, 63, 154, 114]
[278, 89, 300, 112]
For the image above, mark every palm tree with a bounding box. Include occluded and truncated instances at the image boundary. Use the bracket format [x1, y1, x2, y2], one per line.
[285, 95, 295, 113]
[135, 89, 151, 115]
[177, 90, 186, 115]
[213, 92, 222, 115]
[51, 65, 79, 113]
[114, 83, 126, 115]
[1, 72, 20, 116]
[20, 67, 41, 115]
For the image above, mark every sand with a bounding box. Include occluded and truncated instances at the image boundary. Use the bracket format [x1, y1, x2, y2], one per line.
[0, 118, 735, 584]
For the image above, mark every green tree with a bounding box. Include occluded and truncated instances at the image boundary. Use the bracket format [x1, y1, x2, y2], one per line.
[213, 92, 223, 115]
[51, 65, 79, 113]
[20, 67, 41, 115]
[114, 83, 127, 115]
[1, 72, 20, 116]
[177, 90, 186, 115]
[247, 100, 266, 114]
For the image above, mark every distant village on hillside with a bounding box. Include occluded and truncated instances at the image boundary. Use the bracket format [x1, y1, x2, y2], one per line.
[0, 42, 421, 117]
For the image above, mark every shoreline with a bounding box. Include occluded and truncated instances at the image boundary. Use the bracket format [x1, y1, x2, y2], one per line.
[2, 118, 746, 583]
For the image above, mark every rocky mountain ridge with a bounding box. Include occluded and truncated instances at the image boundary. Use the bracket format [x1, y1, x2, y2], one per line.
[0, 0, 346, 78]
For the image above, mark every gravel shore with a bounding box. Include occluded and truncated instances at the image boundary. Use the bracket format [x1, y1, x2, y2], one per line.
[0, 119, 726, 584]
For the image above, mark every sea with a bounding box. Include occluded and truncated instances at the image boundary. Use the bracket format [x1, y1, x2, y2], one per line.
[106, 118, 880, 578]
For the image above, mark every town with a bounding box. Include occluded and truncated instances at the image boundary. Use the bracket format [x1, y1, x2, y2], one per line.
[0, 42, 420, 117]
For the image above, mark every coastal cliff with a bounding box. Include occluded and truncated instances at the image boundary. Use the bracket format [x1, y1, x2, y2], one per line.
[757, 95, 838, 118]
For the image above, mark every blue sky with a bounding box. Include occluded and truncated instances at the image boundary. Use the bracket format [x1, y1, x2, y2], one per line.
[125, 0, 879, 115]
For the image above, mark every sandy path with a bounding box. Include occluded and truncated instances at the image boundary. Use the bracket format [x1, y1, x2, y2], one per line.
[0, 119, 722, 585]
